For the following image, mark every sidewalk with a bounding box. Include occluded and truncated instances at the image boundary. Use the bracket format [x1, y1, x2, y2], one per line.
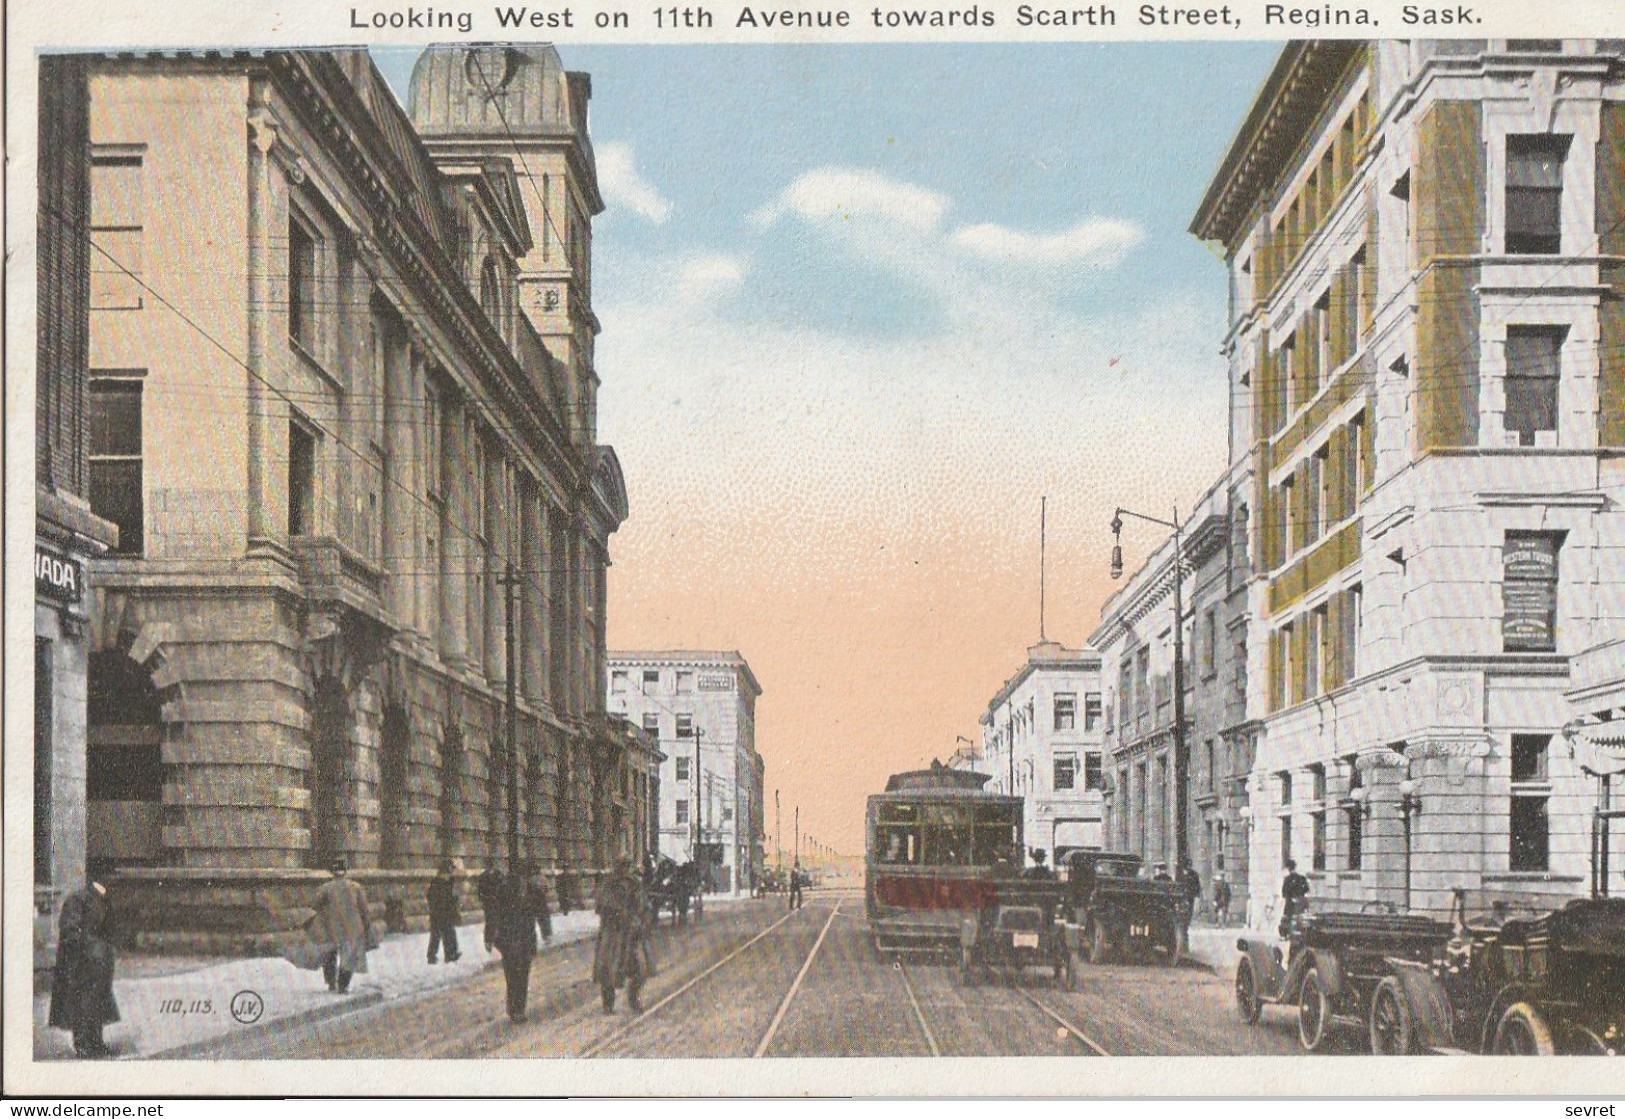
[1184, 922, 1248, 975]
[35, 892, 758, 1060]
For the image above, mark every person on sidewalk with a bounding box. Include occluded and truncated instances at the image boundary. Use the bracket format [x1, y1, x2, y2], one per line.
[476, 866, 504, 954]
[491, 862, 545, 1023]
[426, 859, 462, 965]
[787, 860, 805, 911]
[48, 878, 119, 1058]
[1023, 849, 1055, 880]
[529, 863, 554, 946]
[1177, 861, 1202, 925]
[1212, 872, 1233, 926]
[312, 857, 375, 994]
[593, 857, 653, 1013]
[1279, 859, 1310, 937]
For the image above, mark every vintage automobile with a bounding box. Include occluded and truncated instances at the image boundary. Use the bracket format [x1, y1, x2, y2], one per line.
[1371, 890, 1625, 1055]
[959, 877, 1075, 989]
[1234, 905, 1452, 1051]
[1063, 850, 1186, 966]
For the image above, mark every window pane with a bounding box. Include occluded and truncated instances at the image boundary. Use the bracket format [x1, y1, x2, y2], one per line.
[90, 459, 143, 554]
[89, 381, 142, 456]
[1511, 734, 1550, 782]
[1510, 795, 1549, 871]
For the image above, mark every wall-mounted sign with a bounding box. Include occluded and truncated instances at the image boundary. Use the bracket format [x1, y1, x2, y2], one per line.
[698, 674, 733, 691]
[36, 547, 83, 604]
[1503, 533, 1560, 652]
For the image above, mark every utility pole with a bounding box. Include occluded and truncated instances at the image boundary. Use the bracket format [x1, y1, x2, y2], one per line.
[775, 789, 782, 870]
[694, 726, 704, 885]
[499, 563, 522, 872]
[1111, 506, 1190, 872]
[794, 805, 800, 864]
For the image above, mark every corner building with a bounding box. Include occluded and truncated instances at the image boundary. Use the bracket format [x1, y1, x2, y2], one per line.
[1192, 40, 1625, 921]
[75, 46, 627, 948]
[607, 652, 764, 895]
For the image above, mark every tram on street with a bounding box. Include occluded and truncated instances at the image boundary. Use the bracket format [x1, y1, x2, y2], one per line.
[865, 761, 1023, 951]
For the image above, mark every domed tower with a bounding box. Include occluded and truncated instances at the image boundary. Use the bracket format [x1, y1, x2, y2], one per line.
[409, 45, 603, 449]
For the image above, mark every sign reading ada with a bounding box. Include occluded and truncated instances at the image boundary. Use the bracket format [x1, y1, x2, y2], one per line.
[36, 547, 84, 604]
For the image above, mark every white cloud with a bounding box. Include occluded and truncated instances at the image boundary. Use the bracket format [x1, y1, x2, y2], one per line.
[597, 141, 673, 224]
[949, 217, 1143, 269]
[750, 168, 950, 231]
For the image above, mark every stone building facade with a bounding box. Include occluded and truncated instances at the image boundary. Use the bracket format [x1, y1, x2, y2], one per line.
[72, 46, 628, 949]
[34, 54, 123, 969]
[1191, 40, 1625, 921]
[978, 641, 1106, 864]
[607, 652, 764, 895]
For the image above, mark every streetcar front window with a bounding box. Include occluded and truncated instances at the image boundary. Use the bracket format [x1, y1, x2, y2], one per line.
[876, 825, 919, 864]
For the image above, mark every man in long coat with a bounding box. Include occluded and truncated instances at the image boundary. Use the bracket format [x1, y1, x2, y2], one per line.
[49, 880, 119, 1058]
[426, 858, 461, 965]
[312, 857, 374, 993]
[594, 858, 652, 1013]
[491, 861, 548, 1023]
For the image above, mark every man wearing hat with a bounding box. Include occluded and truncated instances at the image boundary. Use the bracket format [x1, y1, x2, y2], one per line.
[593, 857, 653, 1013]
[426, 858, 462, 965]
[48, 878, 119, 1058]
[311, 856, 375, 993]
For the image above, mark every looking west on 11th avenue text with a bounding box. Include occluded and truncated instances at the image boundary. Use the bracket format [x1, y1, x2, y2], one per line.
[343, 3, 1487, 31]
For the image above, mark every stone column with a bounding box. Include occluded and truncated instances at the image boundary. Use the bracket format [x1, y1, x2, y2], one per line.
[439, 394, 469, 668]
[484, 456, 506, 685]
[521, 487, 545, 702]
[381, 322, 415, 627]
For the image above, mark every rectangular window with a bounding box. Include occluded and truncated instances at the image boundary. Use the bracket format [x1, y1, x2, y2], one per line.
[1349, 411, 1368, 509]
[1084, 752, 1104, 791]
[676, 671, 694, 695]
[1511, 733, 1551, 782]
[1503, 532, 1562, 652]
[643, 669, 660, 687]
[675, 799, 689, 825]
[1205, 740, 1217, 793]
[288, 418, 316, 537]
[641, 712, 659, 735]
[1054, 756, 1077, 791]
[1347, 805, 1363, 870]
[1281, 818, 1293, 867]
[1310, 763, 1327, 802]
[1505, 135, 1569, 254]
[1277, 623, 1295, 709]
[676, 713, 693, 738]
[1083, 693, 1102, 732]
[289, 213, 318, 350]
[1312, 810, 1327, 872]
[611, 670, 627, 694]
[1309, 604, 1329, 697]
[1308, 447, 1328, 542]
[90, 155, 145, 310]
[88, 377, 144, 554]
[1504, 326, 1564, 446]
[1053, 693, 1076, 732]
[675, 756, 690, 781]
[1279, 770, 1293, 806]
[1345, 584, 1363, 683]
[1510, 733, 1551, 872]
[1314, 291, 1332, 391]
[1202, 609, 1217, 678]
[1277, 476, 1295, 561]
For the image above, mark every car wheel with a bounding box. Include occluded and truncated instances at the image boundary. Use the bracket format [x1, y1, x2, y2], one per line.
[1297, 966, 1333, 1052]
[1492, 1003, 1556, 1055]
[1235, 958, 1262, 1025]
[1368, 976, 1415, 1055]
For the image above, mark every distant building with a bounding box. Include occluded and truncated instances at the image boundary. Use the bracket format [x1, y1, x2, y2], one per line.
[1192, 39, 1625, 919]
[608, 652, 764, 894]
[979, 642, 1106, 864]
[66, 46, 627, 947]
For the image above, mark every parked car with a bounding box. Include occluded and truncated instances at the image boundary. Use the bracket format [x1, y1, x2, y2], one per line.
[1063, 850, 1185, 966]
[1234, 903, 1451, 1051]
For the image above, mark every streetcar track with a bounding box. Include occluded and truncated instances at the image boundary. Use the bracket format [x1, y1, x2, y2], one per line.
[579, 895, 837, 1058]
[753, 898, 842, 1057]
[1015, 987, 1112, 1057]
[893, 960, 942, 1057]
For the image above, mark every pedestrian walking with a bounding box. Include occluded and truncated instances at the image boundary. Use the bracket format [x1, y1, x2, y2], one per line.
[1212, 873, 1233, 926]
[527, 861, 553, 946]
[1177, 861, 1202, 925]
[48, 879, 119, 1058]
[311, 857, 375, 993]
[491, 861, 546, 1023]
[1023, 848, 1055, 880]
[476, 866, 504, 954]
[593, 857, 653, 1013]
[426, 858, 462, 964]
[1279, 859, 1310, 937]
[787, 860, 805, 910]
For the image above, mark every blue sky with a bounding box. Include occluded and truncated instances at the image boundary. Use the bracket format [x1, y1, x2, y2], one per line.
[378, 44, 1280, 849]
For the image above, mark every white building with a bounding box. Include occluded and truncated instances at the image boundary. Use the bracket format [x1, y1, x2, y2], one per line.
[978, 642, 1106, 865]
[608, 651, 764, 894]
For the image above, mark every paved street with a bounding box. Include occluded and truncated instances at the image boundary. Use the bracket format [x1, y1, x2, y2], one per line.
[173, 891, 1303, 1060]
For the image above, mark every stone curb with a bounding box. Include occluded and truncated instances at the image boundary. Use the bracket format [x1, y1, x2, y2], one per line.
[144, 987, 388, 1060]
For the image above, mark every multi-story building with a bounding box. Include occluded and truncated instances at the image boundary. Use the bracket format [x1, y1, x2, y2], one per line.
[1092, 481, 1238, 893]
[1191, 40, 1625, 921]
[34, 55, 122, 969]
[608, 652, 764, 894]
[71, 46, 628, 948]
[978, 641, 1106, 864]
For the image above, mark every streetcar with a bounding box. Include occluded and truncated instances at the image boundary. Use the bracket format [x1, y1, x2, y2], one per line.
[866, 761, 1023, 951]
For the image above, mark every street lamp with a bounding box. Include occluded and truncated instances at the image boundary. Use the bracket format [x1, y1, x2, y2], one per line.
[1110, 505, 1191, 873]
